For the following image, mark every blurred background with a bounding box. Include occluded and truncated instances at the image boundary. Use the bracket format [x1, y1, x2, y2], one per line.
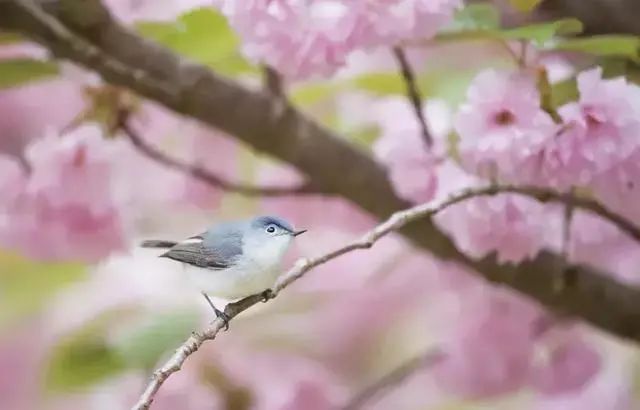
[1, 0, 640, 409]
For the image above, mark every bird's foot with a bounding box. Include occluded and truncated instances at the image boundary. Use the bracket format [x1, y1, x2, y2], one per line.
[202, 292, 230, 331]
[260, 289, 274, 302]
[213, 307, 230, 331]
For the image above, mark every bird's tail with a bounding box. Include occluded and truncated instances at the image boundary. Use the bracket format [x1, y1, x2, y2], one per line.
[140, 240, 178, 249]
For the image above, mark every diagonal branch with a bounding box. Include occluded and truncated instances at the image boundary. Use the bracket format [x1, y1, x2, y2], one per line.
[341, 350, 444, 410]
[392, 46, 432, 148]
[4, 0, 640, 355]
[131, 185, 640, 409]
[118, 117, 317, 196]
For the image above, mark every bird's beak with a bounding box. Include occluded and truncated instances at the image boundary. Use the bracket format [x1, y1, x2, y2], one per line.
[292, 229, 307, 237]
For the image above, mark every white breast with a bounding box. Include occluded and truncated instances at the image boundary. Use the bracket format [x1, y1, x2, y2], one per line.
[185, 234, 292, 300]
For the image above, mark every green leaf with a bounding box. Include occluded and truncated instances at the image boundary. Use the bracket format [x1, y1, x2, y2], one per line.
[0, 251, 86, 328]
[448, 3, 501, 31]
[136, 8, 257, 76]
[508, 0, 544, 12]
[549, 77, 579, 109]
[0, 31, 24, 45]
[500, 18, 583, 45]
[114, 310, 199, 370]
[45, 309, 129, 391]
[350, 125, 380, 148]
[437, 18, 583, 46]
[351, 72, 407, 96]
[290, 82, 341, 106]
[350, 69, 478, 105]
[0, 58, 59, 89]
[554, 35, 640, 63]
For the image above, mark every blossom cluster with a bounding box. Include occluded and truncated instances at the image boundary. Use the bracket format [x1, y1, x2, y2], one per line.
[221, 0, 462, 79]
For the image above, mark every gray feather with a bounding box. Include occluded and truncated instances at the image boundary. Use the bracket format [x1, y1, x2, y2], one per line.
[161, 223, 244, 269]
[140, 239, 178, 249]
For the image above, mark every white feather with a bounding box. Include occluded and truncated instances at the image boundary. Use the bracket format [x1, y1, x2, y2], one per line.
[185, 234, 292, 300]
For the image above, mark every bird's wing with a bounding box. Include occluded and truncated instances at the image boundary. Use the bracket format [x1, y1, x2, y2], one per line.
[160, 230, 243, 270]
[140, 239, 178, 249]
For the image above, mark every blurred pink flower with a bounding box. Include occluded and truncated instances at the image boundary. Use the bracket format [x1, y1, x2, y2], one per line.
[213, 343, 346, 410]
[178, 125, 239, 209]
[567, 210, 640, 286]
[435, 194, 547, 263]
[454, 69, 556, 180]
[534, 353, 633, 410]
[533, 68, 640, 189]
[354, 0, 462, 47]
[222, 0, 460, 79]
[0, 79, 85, 157]
[0, 125, 129, 262]
[0, 324, 44, 410]
[432, 288, 540, 398]
[591, 150, 640, 225]
[279, 380, 335, 410]
[223, 0, 360, 79]
[373, 98, 443, 203]
[113, 105, 239, 211]
[530, 328, 601, 396]
[0, 155, 26, 205]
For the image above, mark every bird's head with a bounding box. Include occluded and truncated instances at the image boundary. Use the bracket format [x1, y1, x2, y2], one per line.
[243, 215, 306, 263]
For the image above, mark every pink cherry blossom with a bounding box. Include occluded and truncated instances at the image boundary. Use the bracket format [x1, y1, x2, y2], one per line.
[177, 125, 239, 209]
[372, 97, 452, 203]
[435, 193, 548, 263]
[0, 125, 129, 262]
[530, 328, 601, 396]
[530, 68, 640, 189]
[432, 288, 540, 398]
[279, 380, 335, 410]
[534, 353, 633, 410]
[373, 124, 439, 204]
[213, 342, 346, 410]
[222, 0, 461, 79]
[222, 0, 360, 79]
[591, 150, 640, 225]
[0, 79, 85, 157]
[354, 0, 462, 47]
[567, 209, 640, 286]
[454, 69, 556, 180]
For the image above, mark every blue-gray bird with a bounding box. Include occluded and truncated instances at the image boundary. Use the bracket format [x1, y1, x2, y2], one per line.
[140, 216, 306, 328]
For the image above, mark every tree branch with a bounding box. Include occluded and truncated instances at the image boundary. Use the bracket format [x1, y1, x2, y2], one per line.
[262, 64, 284, 98]
[392, 46, 433, 148]
[131, 185, 640, 409]
[4, 0, 640, 357]
[342, 350, 444, 410]
[118, 116, 317, 196]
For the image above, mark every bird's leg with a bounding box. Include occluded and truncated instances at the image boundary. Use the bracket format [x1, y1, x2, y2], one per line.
[201, 292, 230, 331]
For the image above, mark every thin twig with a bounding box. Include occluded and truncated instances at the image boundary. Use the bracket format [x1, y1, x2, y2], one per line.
[131, 184, 640, 410]
[555, 187, 576, 291]
[119, 118, 317, 197]
[341, 350, 444, 410]
[391, 46, 432, 148]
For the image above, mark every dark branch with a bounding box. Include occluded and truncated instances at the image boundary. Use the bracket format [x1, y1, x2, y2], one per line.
[392, 46, 432, 147]
[262, 64, 284, 98]
[119, 117, 317, 197]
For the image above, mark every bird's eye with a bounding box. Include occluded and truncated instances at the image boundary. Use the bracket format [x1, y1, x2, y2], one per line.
[266, 225, 276, 234]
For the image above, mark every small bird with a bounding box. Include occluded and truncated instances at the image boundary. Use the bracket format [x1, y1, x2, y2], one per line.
[140, 215, 306, 328]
